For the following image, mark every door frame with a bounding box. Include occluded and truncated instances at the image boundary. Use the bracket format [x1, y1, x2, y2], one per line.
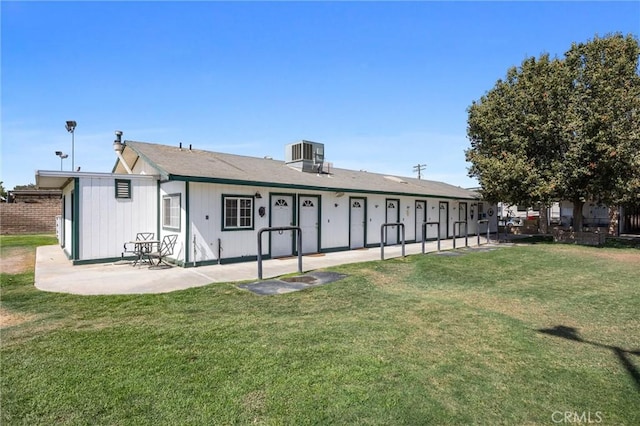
[459, 201, 468, 236]
[439, 201, 449, 239]
[415, 200, 427, 243]
[349, 196, 367, 249]
[297, 193, 321, 254]
[268, 192, 296, 257]
[385, 198, 400, 244]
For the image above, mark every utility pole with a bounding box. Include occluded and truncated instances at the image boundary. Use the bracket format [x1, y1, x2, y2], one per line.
[413, 163, 426, 180]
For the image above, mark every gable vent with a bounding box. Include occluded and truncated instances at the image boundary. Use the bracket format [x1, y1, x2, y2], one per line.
[115, 179, 132, 199]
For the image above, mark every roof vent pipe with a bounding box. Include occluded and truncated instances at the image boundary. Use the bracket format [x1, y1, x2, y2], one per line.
[189, 144, 192, 151]
[113, 130, 132, 174]
[113, 130, 124, 153]
[179, 142, 182, 150]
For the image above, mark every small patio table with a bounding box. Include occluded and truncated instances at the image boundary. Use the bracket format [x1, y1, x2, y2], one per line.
[126, 240, 160, 266]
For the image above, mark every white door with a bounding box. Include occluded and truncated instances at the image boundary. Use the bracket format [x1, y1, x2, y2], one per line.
[459, 202, 467, 236]
[386, 199, 399, 245]
[299, 196, 319, 254]
[350, 198, 365, 249]
[415, 201, 426, 242]
[439, 201, 448, 239]
[271, 195, 294, 257]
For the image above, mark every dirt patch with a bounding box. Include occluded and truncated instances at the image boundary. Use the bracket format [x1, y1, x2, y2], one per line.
[0, 308, 35, 328]
[1, 247, 35, 275]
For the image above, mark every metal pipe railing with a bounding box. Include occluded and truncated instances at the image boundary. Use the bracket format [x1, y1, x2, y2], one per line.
[452, 221, 468, 249]
[477, 219, 490, 245]
[380, 223, 405, 260]
[421, 221, 441, 253]
[257, 226, 302, 280]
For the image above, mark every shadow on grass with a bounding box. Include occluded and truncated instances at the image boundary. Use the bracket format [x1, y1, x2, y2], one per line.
[538, 325, 640, 392]
[497, 233, 640, 249]
[603, 237, 640, 250]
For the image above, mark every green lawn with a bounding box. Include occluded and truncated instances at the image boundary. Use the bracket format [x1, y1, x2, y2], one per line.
[1, 235, 639, 425]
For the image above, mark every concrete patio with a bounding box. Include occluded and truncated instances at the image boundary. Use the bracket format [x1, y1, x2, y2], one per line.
[35, 236, 495, 295]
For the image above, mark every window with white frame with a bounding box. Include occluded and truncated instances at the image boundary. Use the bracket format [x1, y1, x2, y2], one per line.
[223, 196, 253, 230]
[163, 194, 181, 230]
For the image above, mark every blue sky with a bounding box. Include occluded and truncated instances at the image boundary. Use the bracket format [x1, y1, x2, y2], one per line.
[2, 1, 638, 191]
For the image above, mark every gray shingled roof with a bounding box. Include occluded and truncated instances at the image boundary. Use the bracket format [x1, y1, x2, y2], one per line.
[120, 141, 478, 200]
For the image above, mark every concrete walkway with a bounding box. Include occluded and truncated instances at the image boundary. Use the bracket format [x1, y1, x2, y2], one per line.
[35, 236, 494, 295]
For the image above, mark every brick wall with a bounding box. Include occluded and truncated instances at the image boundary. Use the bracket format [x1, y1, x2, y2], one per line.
[0, 200, 61, 235]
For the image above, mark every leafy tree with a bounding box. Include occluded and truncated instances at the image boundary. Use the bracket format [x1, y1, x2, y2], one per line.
[0, 181, 6, 199]
[466, 33, 640, 231]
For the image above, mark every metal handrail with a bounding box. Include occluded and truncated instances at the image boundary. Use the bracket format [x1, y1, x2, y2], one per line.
[452, 221, 468, 249]
[477, 219, 490, 245]
[421, 221, 441, 253]
[380, 223, 405, 260]
[257, 226, 302, 280]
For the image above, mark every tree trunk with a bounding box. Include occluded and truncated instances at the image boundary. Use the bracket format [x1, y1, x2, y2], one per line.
[608, 206, 619, 236]
[572, 199, 585, 231]
[539, 203, 549, 234]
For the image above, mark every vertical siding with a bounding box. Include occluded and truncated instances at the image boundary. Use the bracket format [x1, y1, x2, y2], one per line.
[184, 180, 487, 263]
[79, 177, 157, 260]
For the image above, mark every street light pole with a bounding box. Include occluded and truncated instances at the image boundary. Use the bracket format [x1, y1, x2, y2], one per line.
[55, 151, 69, 171]
[65, 120, 77, 171]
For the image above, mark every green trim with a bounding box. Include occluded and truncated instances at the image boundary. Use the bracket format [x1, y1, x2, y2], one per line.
[348, 196, 367, 249]
[415, 199, 427, 243]
[319, 245, 350, 254]
[156, 181, 161, 241]
[168, 174, 478, 201]
[185, 181, 190, 265]
[298, 193, 321, 253]
[317, 195, 322, 252]
[73, 256, 137, 266]
[385, 198, 401, 243]
[268, 192, 297, 256]
[459, 201, 468, 222]
[221, 194, 256, 231]
[72, 178, 80, 261]
[439, 201, 449, 238]
[61, 193, 66, 248]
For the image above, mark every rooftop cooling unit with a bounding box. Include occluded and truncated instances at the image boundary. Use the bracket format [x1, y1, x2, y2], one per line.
[285, 140, 326, 173]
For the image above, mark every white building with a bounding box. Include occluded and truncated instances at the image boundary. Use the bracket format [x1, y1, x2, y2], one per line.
[36, 139, 498, 266]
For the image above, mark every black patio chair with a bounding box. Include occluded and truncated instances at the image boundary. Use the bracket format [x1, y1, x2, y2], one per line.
[124, 232, 156, 266]
[148, 234, 178, 268]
